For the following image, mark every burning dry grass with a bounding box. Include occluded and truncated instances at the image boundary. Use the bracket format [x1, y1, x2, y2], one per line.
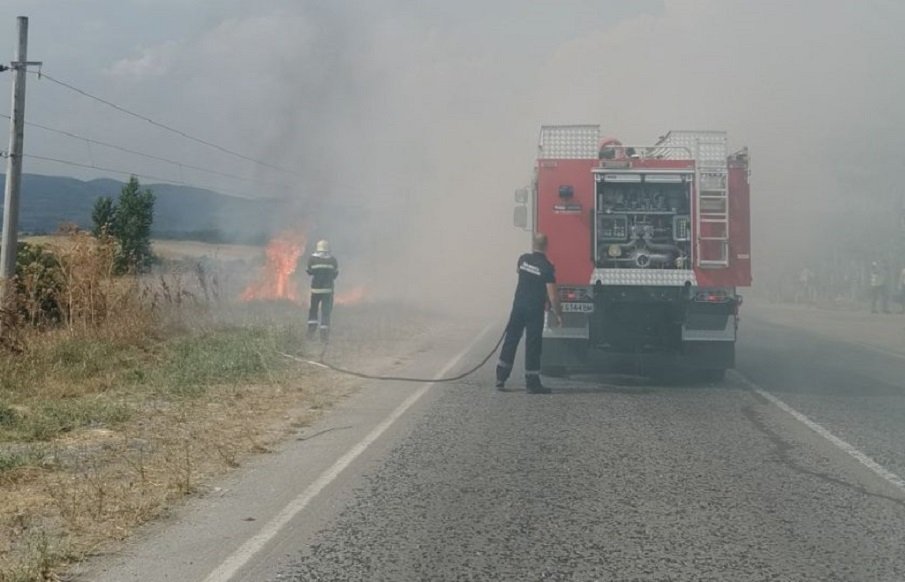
[0, 234, 431, 581]
[334, 285, 368, 306]
[234, 231, 369, 307]
[240, 231, 307, 303]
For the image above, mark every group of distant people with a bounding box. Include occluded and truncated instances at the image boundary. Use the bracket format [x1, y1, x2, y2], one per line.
[868, 261, 905, 314]
[793, 262, 905, 313]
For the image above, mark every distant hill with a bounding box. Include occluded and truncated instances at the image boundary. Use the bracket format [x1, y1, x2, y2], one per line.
[0, 174, 285, 244]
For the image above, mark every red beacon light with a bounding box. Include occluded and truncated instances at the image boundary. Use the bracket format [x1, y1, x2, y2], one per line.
[598, 137, 626, 160]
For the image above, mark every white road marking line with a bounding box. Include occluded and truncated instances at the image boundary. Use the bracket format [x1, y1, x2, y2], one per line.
[730, 370, 905, 494]
[851, 340, 905, 363]
[751, 314, 905, 362]
[202, 324, 496, 582]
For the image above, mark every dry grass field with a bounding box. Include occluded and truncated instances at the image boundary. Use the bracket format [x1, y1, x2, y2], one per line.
[151, 239, 263, 262]
[0, 234, 428, 581]
[24, 236, 263, 262]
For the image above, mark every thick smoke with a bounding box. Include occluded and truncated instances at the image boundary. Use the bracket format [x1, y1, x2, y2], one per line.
[92, 1, 527, 309]
[218, 0, 905, 305]
[184, 1, 534, 309]
[9, 0, 905, 308]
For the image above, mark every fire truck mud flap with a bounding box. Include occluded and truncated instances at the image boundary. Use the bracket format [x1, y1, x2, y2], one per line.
[541, 325, 588, 377]
[680, 302, 737, 373]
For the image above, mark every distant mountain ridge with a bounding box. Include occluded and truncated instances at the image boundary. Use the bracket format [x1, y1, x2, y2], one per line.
[0, 174, 283, 244]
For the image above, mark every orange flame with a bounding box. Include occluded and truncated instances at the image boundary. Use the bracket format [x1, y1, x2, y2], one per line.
[334, 286, 368, 306]
[240, 232, 307, 302]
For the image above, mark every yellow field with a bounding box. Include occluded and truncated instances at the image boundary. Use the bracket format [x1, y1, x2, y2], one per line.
[23, 235, 263, 261]
[151, 239, 262, 261]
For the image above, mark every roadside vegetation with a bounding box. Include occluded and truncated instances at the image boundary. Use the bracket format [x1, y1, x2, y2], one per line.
[0, 178, 396, 581]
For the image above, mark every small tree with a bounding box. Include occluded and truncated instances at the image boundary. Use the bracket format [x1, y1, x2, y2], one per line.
[91, 196, 116, 237]
[114, 177, 155, 272]
[91, 176, 156, 273]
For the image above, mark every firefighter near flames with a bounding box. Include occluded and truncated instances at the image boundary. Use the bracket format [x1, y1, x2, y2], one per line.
[514, 127, 752, 380]
[306, 239, 339, 341]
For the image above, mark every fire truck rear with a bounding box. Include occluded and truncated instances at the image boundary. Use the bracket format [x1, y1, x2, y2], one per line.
[514, 126, 752, 379]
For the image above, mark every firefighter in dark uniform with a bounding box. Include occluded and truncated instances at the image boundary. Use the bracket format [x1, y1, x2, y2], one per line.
[307, 239, 339, 340]
[496, 233, 562, 393]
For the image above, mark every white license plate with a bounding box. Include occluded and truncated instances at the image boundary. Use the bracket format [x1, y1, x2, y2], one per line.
[561, 302, 594, 313]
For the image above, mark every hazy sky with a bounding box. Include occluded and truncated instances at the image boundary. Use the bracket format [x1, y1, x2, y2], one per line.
[0, 1, 903, 297]
[0, 1, 658, 193]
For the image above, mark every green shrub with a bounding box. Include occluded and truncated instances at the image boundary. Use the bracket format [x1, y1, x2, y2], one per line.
[15, 241, 63, 325]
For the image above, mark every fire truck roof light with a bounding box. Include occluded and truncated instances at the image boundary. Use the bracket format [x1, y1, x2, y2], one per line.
[602, 174, 642, 183]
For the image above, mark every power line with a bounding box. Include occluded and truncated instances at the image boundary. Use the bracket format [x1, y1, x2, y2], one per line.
[20, 152, 266, 200]
[31, 70, 304, 178]
[0, 112, 285, 186]
[24, 153, 190, 184]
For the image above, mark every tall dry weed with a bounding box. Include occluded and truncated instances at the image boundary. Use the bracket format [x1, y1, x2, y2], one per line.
[54, 231, 118, 331]
[15, 231, 156, 343]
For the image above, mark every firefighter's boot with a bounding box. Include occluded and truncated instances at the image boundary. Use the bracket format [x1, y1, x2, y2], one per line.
[526, 373, 551, 394]
[495, 363, 510, 390]
[319, 325, 330, 342]
[307, 321, 318, 340]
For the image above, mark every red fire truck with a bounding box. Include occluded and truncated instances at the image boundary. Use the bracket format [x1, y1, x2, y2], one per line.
[514, 126, 751, 380]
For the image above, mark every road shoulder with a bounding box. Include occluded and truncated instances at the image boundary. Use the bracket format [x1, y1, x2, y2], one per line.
[70, 318, 494, 582]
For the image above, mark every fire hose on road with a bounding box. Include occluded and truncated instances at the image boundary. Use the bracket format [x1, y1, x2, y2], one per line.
[278, 331, 506, 383]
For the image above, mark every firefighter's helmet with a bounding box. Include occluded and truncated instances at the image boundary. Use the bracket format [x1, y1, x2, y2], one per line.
[316, 240, 330, 253]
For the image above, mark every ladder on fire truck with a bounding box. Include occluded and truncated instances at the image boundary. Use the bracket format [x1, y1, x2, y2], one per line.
[655, 131, 730, 268]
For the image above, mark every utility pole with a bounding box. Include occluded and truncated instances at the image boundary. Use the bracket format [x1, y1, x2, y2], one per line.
[0, 16, 38, 318]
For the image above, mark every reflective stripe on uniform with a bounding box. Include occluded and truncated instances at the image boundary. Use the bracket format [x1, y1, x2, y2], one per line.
[309, 264, 336, 270]
[310, 289, 334, 294]
[525, 370, 540, 376]
[496, 360, 512, 369]
[519, 262, 542, 276]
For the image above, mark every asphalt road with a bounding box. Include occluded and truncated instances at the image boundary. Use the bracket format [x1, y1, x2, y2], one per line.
[76, 310, 905, 582]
